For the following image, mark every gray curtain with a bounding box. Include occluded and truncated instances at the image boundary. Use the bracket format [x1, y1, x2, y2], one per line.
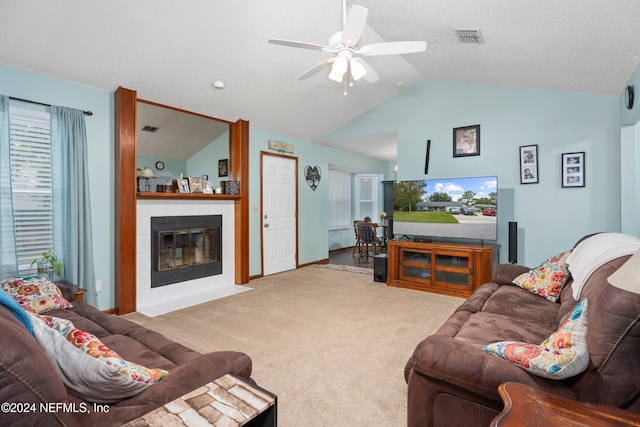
[51, 106, 96, 305]
[0, 95, 18, 277]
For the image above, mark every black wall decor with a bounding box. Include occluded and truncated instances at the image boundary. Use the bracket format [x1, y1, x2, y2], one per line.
[424, 139, 431, 174]
[508, 221, 518, 264]
[304, 165, 321, 191]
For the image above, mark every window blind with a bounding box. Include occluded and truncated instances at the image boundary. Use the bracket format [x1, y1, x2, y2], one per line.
[9, 107, 53, 270]
[328, 169, 351, 230]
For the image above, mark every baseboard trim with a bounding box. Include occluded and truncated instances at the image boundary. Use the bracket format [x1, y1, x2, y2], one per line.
[298, 258, 329, 268]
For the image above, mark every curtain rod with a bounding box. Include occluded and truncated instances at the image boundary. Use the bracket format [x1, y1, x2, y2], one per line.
[9, 96, 93, 116]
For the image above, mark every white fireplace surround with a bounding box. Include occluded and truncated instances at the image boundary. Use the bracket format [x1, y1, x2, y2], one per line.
[136, 199, 251, 316]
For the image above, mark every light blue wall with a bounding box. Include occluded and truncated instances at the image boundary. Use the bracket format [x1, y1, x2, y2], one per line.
[249, 128, 391, 276]
[620, 65, 640, 236]
[2, 63, 633, 305]
[323, 80, 622, 267]
[0, 65, 114, 310]
[186, 131, 230, 182]
[138, 155, 186, 176]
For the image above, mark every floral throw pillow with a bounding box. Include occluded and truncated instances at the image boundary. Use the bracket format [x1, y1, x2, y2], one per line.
[1, 276, 72, 314]
[483, 299, 589, 380]
[29, 312, 169, 403]
[512, 250, 572, 302]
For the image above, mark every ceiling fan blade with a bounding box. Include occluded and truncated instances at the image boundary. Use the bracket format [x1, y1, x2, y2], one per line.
[352, 57, 380, 83]
[268, 38, 335, 53]
[356, 41, 427, 56]
[296, 59, 334, 80]
[341, 5, 368, 47]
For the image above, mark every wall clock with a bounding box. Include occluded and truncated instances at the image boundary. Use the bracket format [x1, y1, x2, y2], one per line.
[155, 161, 165, 171]
[625, 85, 634, 110]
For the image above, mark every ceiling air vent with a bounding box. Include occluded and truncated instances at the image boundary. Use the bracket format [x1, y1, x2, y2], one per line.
[141, 125, 159, 133]
[454, 29, 485, 44]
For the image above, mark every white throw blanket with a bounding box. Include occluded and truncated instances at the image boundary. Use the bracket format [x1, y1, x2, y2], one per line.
[567, 233, 640, 299]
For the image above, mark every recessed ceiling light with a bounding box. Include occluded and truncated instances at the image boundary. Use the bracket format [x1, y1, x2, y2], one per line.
[210, 80, 226, 90]
[396, 81, 405, 89]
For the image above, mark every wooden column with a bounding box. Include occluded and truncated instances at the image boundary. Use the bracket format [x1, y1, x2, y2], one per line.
[230, 119, 250, 284]
[114, 87, 137, 314]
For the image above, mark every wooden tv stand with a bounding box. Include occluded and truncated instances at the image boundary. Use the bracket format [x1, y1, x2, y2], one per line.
[386, 239, 499, 298]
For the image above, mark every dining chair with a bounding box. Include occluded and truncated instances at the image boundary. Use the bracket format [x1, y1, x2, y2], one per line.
[352, 219, 364, 254]
[355, 221, 382, 257]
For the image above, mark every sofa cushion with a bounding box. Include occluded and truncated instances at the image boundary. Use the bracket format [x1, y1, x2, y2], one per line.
[481, 284, 561, 327]
[29, 313, 168, 403]
[512, 250, 572, 302]
[1, 277, 72, 314]
[483, 299, 589, 379]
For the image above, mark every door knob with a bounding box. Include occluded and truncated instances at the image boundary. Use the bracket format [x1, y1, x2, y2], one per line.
[264, 223, 270, 228]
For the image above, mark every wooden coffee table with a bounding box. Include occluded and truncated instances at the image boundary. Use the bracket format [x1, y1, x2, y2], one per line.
[124, 373, 276, 427]
[491, 382, 640, 427]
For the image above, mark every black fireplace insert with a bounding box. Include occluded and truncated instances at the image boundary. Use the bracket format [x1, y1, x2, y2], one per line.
[151, 215, 222, 288]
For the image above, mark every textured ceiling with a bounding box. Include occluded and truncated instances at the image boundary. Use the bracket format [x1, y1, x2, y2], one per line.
[2, 1, 640, 162]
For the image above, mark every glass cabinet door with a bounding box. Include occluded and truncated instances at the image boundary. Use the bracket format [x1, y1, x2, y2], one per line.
[434, 252, 472, 287]
[399, 250, 432, 282]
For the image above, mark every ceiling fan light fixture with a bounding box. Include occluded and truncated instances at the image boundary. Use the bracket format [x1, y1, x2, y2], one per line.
[350, 58, 367, 81]
[329, 69, 344, 82]
[332, 55, 349, 76]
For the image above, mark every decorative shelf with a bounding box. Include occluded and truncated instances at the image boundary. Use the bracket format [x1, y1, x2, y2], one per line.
[136, 192, 241, 201]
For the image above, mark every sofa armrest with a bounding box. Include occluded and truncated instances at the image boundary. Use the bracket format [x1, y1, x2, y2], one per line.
[491, 263, 531, 285]
[406, 335, 576, 401]
[55, 281, 86, 302]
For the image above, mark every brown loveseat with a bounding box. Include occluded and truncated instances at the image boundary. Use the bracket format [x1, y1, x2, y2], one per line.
[405, 236, 640, 426]
[0, 283, 253, 426]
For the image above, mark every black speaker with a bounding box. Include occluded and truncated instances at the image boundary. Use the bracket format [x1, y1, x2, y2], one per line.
[374, 254, 388, 283]
[508, 221, 518, 264]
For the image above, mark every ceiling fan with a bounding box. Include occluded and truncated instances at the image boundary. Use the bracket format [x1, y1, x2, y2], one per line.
[267, 1, 426, 91]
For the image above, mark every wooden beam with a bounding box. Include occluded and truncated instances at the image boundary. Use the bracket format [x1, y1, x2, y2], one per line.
[114, 87, 137, 314]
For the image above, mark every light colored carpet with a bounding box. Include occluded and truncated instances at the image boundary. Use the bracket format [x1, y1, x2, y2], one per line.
[124, 265, 464, 426]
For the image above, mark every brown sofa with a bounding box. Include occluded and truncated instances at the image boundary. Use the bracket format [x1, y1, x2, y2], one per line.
[405, 246, 640, 426]
[0, 283, 253, 426]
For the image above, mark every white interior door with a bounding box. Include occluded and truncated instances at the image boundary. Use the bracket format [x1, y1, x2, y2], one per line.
[262, 154, 297, 275]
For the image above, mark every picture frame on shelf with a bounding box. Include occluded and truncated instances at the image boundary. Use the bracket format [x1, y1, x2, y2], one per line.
[519, 144, 539, 184]
[218, 159, 229, 177]
[561, 152, 585, 188]
[202, 179, 213, 194]
[453, 125, 480, 157]
[177, 178, 190, 193]
[189, 177, 203, 193]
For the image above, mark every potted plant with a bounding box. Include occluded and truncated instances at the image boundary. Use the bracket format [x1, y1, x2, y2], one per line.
[31, 250, 63, 281]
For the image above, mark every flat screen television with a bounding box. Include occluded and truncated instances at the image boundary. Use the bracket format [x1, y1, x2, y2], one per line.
[392, 175, 498, 241]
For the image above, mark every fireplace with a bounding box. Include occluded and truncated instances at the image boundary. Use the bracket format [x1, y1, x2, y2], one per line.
[151, 215, 222, 288]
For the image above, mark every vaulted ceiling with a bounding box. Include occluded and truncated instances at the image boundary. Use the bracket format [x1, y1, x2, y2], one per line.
[2, 1, 640, 162]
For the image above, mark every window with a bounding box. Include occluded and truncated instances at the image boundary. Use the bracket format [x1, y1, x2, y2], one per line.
[328, 169, 351, 230]
[9, 106, 53, 271]
[355, 174, 379, 222]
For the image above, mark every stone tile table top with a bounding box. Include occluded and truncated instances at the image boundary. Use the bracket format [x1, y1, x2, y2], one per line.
[124, 374, 276, 427]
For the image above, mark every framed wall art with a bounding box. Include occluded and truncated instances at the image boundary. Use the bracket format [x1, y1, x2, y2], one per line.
[519, 144, 539, 184]
[218, 159, 229, 177]
[453, 125, 480, 157]
[561, 152, 585, 188]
